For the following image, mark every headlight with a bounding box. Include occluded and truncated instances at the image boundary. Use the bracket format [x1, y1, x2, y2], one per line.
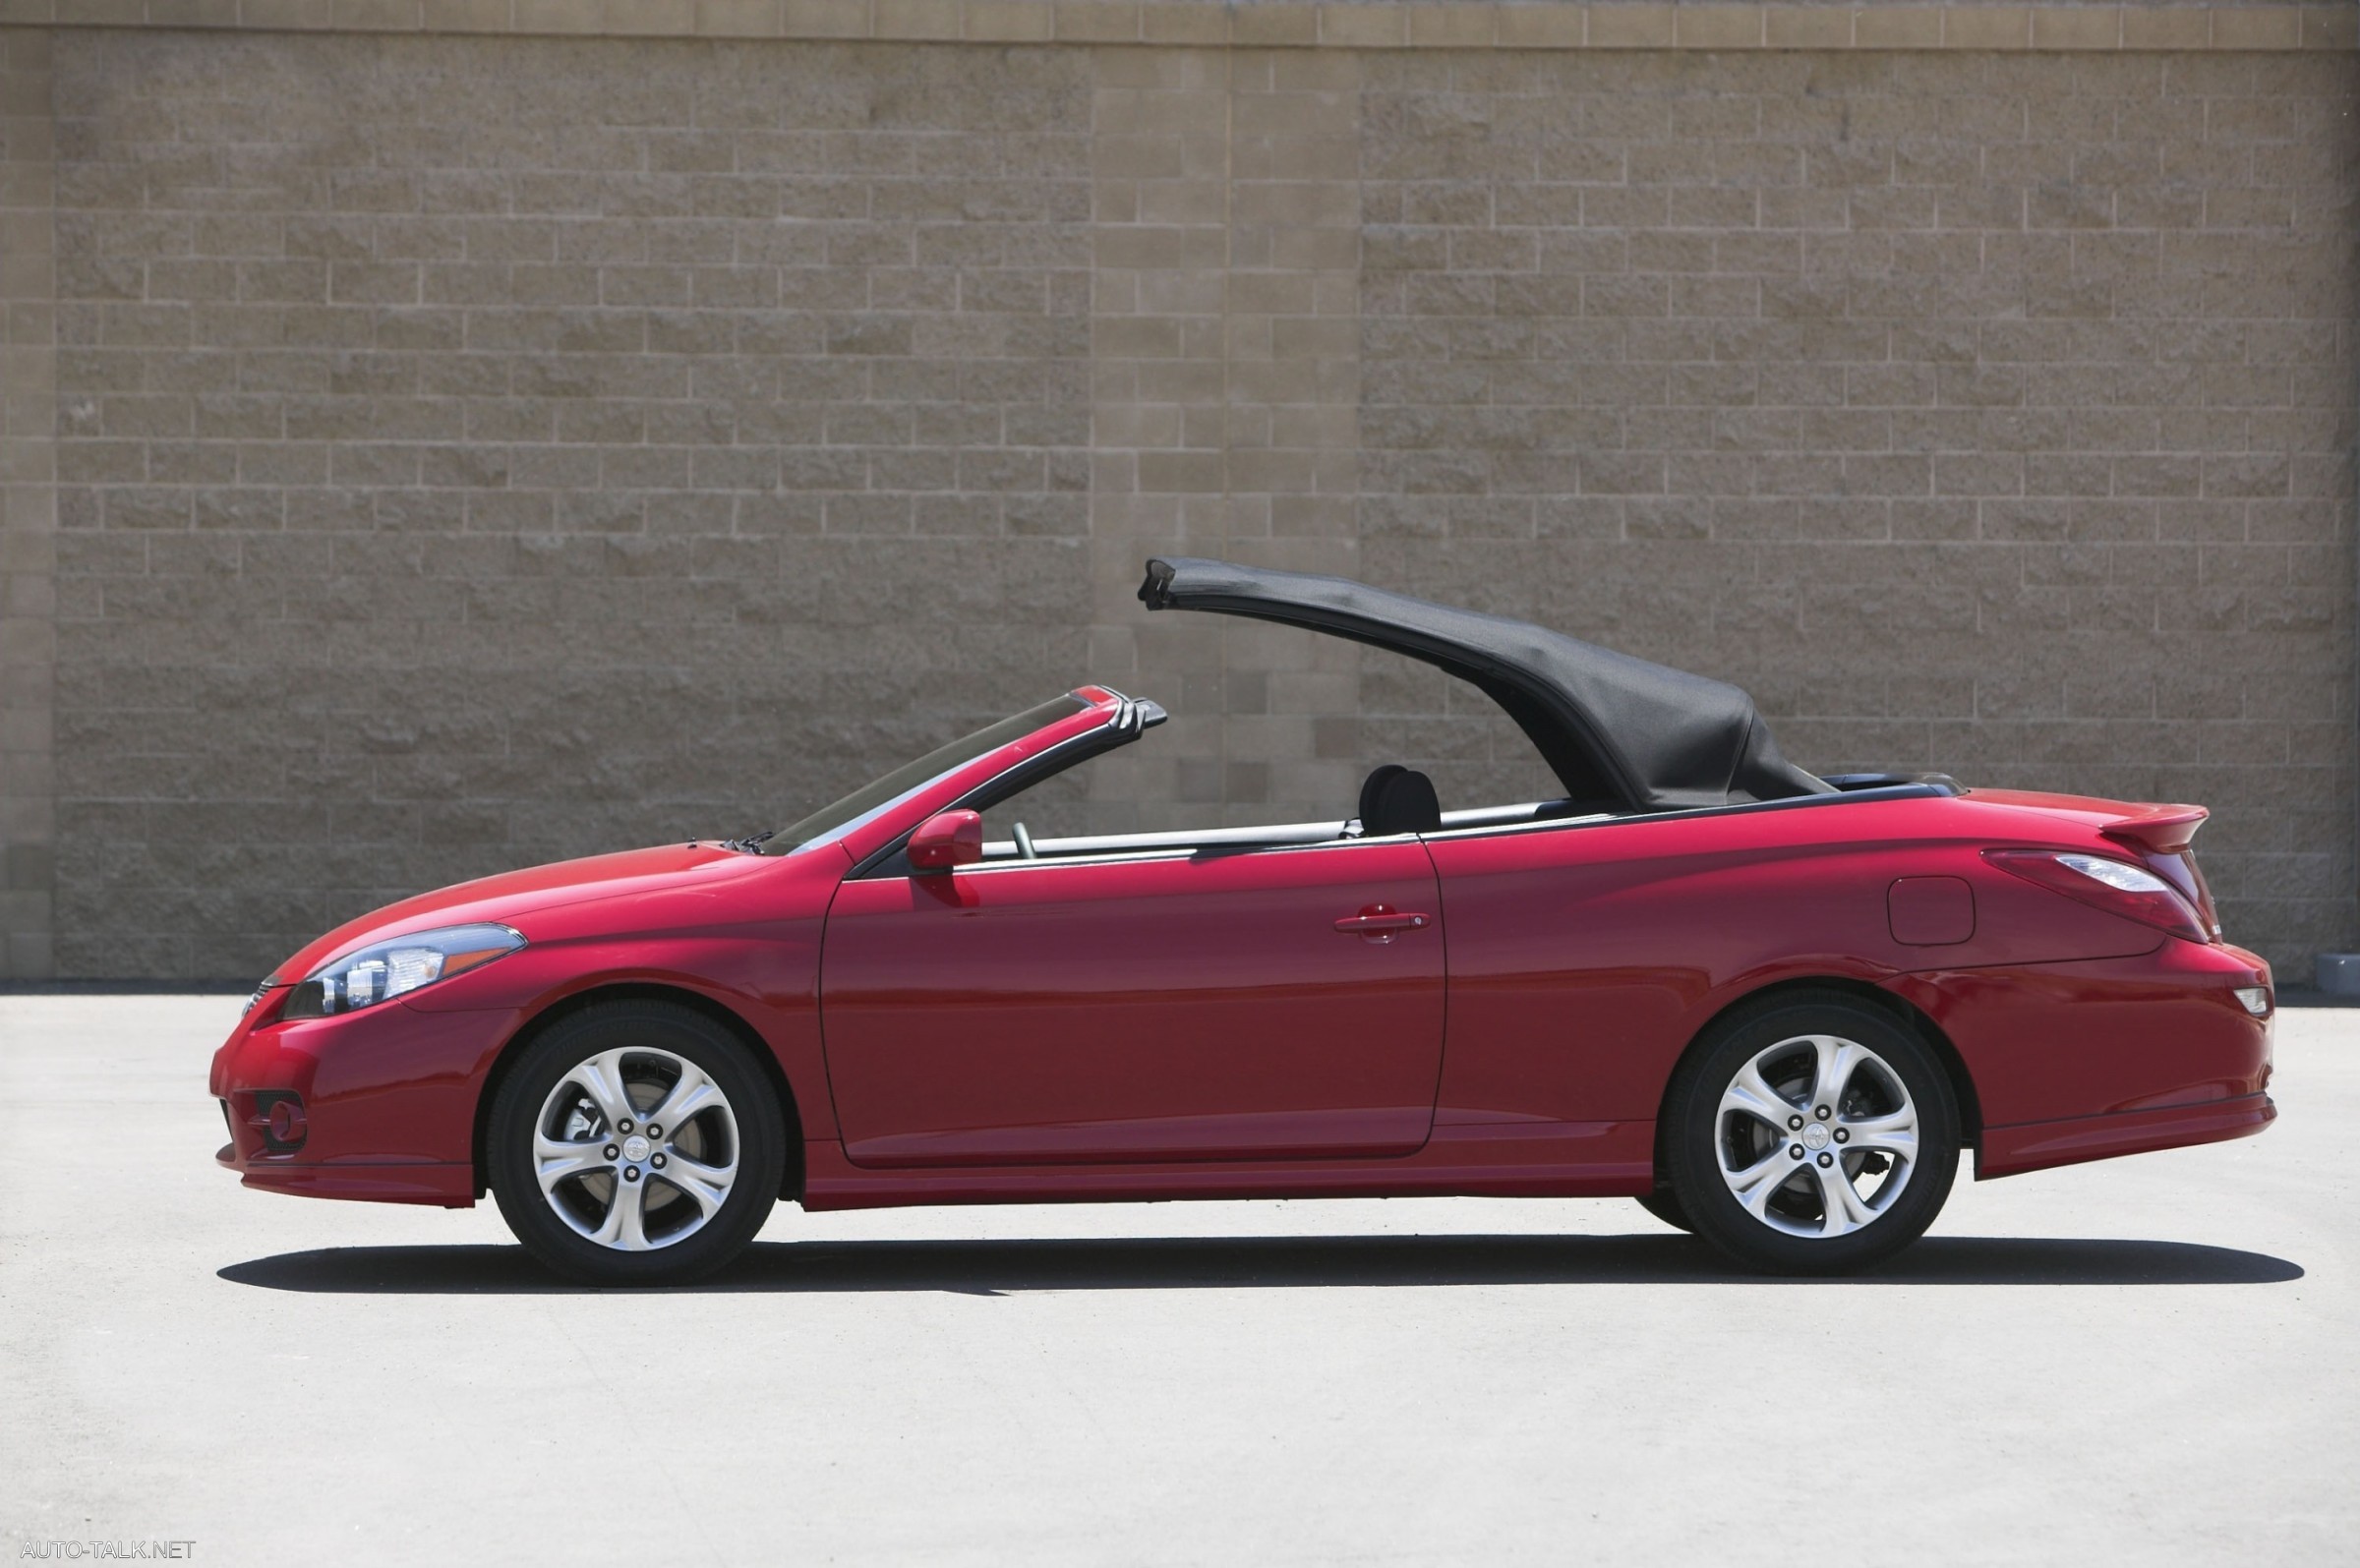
[280, 922, 525, 1019]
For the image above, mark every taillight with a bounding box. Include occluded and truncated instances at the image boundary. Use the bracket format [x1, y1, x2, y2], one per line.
[1984, 849, 2212, 943]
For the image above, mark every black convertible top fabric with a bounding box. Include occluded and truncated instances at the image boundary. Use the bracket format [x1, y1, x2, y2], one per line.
[1139, 556, 1830, 812]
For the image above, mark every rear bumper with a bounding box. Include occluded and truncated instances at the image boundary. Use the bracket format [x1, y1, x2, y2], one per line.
[1978, 1092, 2275, 1180]
[1887, 938, 2275, 1178]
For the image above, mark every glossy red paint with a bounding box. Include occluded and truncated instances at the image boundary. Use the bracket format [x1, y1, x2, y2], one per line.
[820, 838, 1445, 1166]
[1976, 1095, 2276, 1178]
[1886, 938, 2274, 1137]
[211, 998, 512, 1205]
[1887, 877, 1975, 946]
[210, 689, 2274, 1219]
[908, 809, 984, 871]
[1415, 791, 2177, 1129]
[268, 842, 767, 985]
[796, 1117, 1657, 1211]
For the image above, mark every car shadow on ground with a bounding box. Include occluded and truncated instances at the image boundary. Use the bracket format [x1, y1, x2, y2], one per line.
[217, 1233, 2304, 1295]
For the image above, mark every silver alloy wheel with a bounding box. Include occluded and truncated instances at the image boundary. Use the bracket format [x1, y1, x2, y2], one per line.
[532, 1046, 739, 1251]
[1715, 1032, 1919, 1239]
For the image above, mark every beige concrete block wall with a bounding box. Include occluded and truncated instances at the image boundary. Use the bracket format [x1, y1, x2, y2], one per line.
[38, 32, 1101, 976]
[1350, 45, 2360, 970]
[0, 4, 2352, 978]
[0, 29, 54, 979]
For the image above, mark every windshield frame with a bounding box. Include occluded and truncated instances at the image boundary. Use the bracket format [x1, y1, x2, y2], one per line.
[759, 692, 1118, 860]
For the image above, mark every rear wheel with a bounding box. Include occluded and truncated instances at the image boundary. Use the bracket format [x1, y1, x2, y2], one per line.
[488, 1001, 785, 1286]
[1664, 992, 1960, 1275]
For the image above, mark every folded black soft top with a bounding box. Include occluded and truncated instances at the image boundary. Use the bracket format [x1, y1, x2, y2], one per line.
[1139, 556, 1829, 813]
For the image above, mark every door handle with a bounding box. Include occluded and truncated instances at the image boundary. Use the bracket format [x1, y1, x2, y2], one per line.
[1334, 905, 1431, 936]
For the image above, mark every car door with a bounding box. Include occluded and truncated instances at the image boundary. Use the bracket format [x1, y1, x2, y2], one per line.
[818, 838, 1446, 1167]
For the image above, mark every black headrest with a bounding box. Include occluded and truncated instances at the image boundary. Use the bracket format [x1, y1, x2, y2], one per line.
[1359, 766, 1441, 838]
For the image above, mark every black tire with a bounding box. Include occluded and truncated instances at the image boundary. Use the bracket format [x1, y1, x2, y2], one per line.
[1664, 990, 1960, 1276]
[488, 1001, 787, 1287]
[1633, 1187, 1695, 1233]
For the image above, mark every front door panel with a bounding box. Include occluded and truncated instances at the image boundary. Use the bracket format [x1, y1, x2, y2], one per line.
[819, 840, 1446, 1166]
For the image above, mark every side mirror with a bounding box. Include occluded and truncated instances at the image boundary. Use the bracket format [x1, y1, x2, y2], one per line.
[908, 809, 983, 873]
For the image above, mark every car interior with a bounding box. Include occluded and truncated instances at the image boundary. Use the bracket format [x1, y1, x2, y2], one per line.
[950, 719, 1949, 873]
[962, 697, 1619, 868]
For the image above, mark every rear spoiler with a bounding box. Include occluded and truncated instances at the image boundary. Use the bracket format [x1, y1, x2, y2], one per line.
[2101, 803, 2207, 855]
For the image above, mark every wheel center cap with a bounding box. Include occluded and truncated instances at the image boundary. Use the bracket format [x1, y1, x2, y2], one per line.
[1802, 1123, 1832, 1151]
[621, 1133, 652, 1163]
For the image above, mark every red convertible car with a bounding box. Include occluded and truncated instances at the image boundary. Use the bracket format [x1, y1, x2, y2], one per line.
[211, 557, 2275, 1283]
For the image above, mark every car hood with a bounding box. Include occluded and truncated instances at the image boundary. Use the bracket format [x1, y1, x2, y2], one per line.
[267, 842, 766, 983]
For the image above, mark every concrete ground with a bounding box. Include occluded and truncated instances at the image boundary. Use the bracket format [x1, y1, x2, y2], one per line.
[1, 997, 2352, 1566]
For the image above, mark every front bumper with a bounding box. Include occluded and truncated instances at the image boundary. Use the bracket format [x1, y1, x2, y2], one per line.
[209, 994, 524, 1207]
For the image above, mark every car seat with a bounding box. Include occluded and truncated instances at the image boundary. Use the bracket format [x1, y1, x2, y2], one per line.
[1358, 765, 1442, 837]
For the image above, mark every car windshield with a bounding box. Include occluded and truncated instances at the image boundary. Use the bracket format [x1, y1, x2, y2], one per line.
[759, 695, 1091, 856]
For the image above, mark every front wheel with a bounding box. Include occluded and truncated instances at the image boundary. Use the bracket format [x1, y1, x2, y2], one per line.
[488, 1001, 787, 1286]
[1664, 992, 1960, 1275]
